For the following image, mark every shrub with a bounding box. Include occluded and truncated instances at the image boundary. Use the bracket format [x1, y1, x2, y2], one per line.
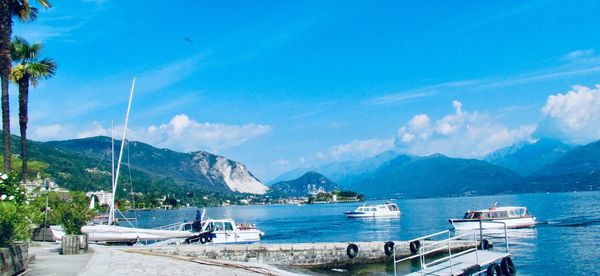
[54, 192, 95, 235]
[0, 173, 36, 247]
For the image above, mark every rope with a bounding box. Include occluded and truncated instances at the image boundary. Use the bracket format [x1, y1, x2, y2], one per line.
[126, 141, 139, 228]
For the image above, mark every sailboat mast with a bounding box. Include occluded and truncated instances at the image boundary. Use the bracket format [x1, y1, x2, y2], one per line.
[109, 78, 136, 225]
[108, 121, 115, 224]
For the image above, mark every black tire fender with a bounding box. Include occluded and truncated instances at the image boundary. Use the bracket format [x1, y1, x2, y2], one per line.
[409, 240, 421, 254]
[346, 243, 359, 259]
[199, 236, 207, 244]
[480, 239, 492, 250]
[486, 263, 502, 276]
[206, 233, 213, 242]
[384, 241, 395, 256]
[501, 257, 516, 276]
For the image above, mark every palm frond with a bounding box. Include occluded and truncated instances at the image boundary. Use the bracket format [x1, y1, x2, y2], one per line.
[26, 59, 57, 87]
[11, 3, 38, 22]
[36, 0, 52, 9]
[10, 36, 42, 63]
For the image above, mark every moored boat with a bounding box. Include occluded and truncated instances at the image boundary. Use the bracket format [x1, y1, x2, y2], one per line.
[201, 218, 264, 244]
[449, 206, 536, 230]
[344, 202, 400, 218]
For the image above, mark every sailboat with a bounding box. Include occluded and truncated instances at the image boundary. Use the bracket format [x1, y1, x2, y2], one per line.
[51, 78, 204, 243]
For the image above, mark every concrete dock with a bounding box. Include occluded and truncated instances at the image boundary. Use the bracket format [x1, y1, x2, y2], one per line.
[27, 242, 299, 276]
[132, 240, 476, 269]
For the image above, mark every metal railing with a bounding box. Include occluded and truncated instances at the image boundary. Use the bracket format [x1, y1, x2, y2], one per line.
[392, 221, 510, 275]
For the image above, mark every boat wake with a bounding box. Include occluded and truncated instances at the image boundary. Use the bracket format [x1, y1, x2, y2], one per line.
[537, 216, 600, 228]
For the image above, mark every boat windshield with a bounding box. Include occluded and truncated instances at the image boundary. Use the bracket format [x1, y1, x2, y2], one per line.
[387, 204, 399, 211]
[224, 221, 234, 231]
[483, 211, 509, 219]
[463, 212, 474, 219]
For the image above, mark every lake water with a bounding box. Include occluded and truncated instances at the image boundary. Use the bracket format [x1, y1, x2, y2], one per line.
[126, 191, 600, 275]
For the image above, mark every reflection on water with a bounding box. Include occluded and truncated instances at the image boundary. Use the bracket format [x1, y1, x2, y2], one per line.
[126, 191, 600, 275]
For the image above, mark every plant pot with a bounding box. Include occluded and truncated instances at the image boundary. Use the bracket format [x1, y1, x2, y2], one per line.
[0, 243, 28, 276]
[61, 234, 88, 255]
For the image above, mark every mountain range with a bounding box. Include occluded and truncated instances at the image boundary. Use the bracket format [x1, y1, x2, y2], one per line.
[7, 134, 599, 200]
[5, 136, 267, 196]
[272, 139, 600, 198]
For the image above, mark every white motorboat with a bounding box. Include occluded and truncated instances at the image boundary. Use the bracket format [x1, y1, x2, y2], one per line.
[201, 218, 264, 244]
[344, 202, 400, 218]
[449, 206, 536, 231]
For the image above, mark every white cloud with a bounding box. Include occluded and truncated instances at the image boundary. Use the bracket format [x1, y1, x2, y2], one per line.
[563, 49, 594, 61]
[395, 101, 535, 157]
[537, 85, 600, 144]
[140, 114, 271, 152]
[364, 81, 476, 106]
[323, 138, 395, 161]
[31, 114, 271, 153]
[76, 121, 109, 138]
[271, 159, 291, 166]
[31, 124, 70, 141]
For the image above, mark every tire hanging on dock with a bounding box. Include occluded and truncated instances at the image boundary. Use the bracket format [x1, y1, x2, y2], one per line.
[479, 239, 492, 250]
[409, 240, 421, 254]
[346, 243, 359, 259]
[501, 257, 516, 276]
[486, 263, 502, 276]
[384, 241, 395, 256]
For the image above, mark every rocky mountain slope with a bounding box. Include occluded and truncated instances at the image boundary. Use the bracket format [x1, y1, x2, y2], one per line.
[41, 136, 267, 194]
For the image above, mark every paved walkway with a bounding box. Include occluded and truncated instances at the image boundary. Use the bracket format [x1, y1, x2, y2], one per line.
[28, 243, 302, 276]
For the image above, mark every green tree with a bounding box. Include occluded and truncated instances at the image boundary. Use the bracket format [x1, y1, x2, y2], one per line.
[0, 0, 51, 173]
[10, 36, 56, 183]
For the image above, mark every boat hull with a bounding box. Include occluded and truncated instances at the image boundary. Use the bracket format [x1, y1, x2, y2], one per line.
[344, 211, 400, 218]
[209, 229, 263, 244]
[449, 217, 536, 231]
[50, 225, 196, 242]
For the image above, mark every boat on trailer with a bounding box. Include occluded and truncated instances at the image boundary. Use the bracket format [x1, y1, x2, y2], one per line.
[344, 202, 400, 218]
[449, 206, 536, 231]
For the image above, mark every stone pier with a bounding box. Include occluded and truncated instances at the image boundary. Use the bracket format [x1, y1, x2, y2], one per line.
[128, 240, 477, 268]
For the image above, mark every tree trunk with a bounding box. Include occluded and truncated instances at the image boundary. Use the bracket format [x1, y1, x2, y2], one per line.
[0, 0, 12, 173]
[18, 75, 29, 183]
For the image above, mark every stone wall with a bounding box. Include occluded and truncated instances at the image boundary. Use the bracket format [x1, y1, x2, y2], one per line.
[0, 244, 28, 276]
[140, 240, 476, 268]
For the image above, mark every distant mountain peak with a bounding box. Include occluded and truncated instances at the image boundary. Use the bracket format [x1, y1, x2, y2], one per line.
[486, 138, 573, 176]
[268, 172, 338, 197]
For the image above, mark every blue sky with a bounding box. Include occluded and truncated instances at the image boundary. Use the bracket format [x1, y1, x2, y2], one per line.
[12, 0, 600, 181]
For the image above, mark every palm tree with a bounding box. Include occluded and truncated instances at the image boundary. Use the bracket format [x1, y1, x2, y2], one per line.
[0, 0, 51, 173]
[10, 36, 55, 183]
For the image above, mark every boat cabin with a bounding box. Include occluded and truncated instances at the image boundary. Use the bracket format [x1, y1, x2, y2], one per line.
[462, 207, 530, 220]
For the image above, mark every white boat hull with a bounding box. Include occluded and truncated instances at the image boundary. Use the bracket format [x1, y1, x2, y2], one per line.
[450, 217, 536, 231]
[50, 225, 196, 242]
[209, 229, 263, 244]
[345, 211, 400, 218]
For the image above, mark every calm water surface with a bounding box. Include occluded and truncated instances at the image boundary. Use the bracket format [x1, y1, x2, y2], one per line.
[125, 191, 600, 275]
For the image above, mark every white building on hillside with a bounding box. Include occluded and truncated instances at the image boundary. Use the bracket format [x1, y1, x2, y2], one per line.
[86, 190, 114, 206]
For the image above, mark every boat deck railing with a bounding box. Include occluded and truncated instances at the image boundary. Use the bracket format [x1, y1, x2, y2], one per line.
[152, 221, 185, 231]
[393, 221, 510, 275]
